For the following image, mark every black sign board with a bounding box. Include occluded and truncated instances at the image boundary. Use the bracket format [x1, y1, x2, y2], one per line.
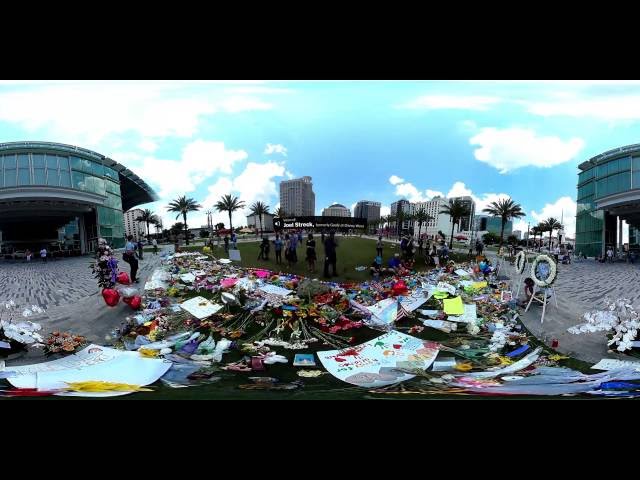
[273, 216, 367, 230]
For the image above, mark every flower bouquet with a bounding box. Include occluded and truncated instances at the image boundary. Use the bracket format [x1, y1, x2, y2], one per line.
[44, 331, 87, 355]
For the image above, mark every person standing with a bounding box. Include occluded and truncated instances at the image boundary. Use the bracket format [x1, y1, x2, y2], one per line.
[231, 232, 237, 250]
[257, 238, 266, 260]
[25, 249, 32, 262]
[40, 247, 47, 263]
[376, 235, 384, 258]
[306, 233, 317, 273]
[137, 239, 144, 260]
[418, 237, 424, 256]
[263, 236, 270, 260]
[123, 235, 139, 283]
[152, 238, 158, 255]
[323, 231, 338, 278]
[284, 234, 292, 267]
[607, 247, 614, 264]
[289, 232, 298, 264]
[224, 235, 230, 253]
[274, 235, 283, 264]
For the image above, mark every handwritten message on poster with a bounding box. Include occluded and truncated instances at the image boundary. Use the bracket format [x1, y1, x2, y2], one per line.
[317, 331, 439, 388]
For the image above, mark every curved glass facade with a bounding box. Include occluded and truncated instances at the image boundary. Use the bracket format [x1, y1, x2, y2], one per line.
[576, 146, 640, 257]
[0, 142, 156, 251]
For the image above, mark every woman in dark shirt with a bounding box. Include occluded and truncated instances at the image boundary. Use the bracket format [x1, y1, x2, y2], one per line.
[306, 233, 317, 273]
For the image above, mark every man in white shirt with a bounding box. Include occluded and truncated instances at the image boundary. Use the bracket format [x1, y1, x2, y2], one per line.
[40, 247, 47, 263]
[152, 238, 158, 255]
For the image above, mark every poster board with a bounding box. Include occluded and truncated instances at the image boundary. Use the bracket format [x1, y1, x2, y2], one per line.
[229, 249, 241, 261]
[179, 296, 223, 319]
[317, 331, 439, 388]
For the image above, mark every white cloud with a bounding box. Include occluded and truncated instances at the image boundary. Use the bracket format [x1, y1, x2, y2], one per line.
[513, 219, 529, 236]
[220, 96, 272, 113]
[426, 189, 444, 199]
[380, 205, 391, 217]
[389, 175, 405, 185]
[135, 140, 247, 198]
[400, 95, 500, 110]
[201, 161, 286, 216]
[469, 127, 584, 173]
[530, 196, 577, 238]
[526, 95, 640, 120]
[285, 170, 295, 179]
[446, 182, 472, 198]
[138, 139, 158, 152]
[0, 83, 275, 145]
[394, 182, 430, 203]
[264, 143, 288, 156]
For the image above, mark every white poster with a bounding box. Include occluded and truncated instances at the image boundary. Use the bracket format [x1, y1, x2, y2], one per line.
[7, 344, 171, 396]
[591, 358, 640, 371]
[179, 296, 223, 319]
[36, 354, 172, 397]
[258, 284, 293, 296]
[436, 282, 456, 295]
[317, 331, 440, 388]
[229, 249, 241, 261]
[446, 303, 477, 323]
[366, 298, 397, 326]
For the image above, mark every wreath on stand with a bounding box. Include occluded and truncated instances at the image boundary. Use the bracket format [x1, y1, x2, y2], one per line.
[530, 254, 557, 288]
[515, 251, 527, 274]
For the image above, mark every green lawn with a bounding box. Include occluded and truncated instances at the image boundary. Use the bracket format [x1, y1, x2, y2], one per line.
[180, 236, 472, 283]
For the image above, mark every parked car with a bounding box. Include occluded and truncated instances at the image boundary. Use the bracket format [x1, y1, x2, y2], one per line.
[12, 251, 26, 259]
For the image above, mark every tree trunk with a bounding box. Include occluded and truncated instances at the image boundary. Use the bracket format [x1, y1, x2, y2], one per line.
[499, 219, 505, 247]
[449, 220, 455, 249]
[146, 221, 150, 237]
[418, 222, 422, 239]
[228, 211, 233, 234]
[259, 215, 263, 238]
[183, 212, 189, 245]
[549, 230, 553, 251]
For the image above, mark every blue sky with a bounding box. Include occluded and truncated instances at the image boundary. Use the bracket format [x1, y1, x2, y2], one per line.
[2, 80, 640, 238]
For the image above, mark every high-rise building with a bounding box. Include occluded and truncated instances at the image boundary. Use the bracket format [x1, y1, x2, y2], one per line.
[279, 176, 315, 216]
[390, 199, 414, 232]
[124, 208, 145, 240]
[414, 196, 458, 239]
[474, 215, 513, 237]
[322, 203, 351, 217]
[450, 195, 475, 231]
[354, 200, 381, 222]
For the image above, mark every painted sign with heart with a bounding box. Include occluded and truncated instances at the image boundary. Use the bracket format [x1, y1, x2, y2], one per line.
[317, 330, 439, 388]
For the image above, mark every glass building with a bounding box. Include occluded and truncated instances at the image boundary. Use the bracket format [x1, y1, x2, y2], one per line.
[0, 142, 157, 253]
[576, 144, 640, 257]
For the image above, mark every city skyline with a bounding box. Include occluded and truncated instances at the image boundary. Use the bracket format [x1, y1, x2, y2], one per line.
[4, 80, 640, 240]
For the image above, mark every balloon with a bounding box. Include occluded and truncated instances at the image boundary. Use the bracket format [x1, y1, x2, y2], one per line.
[102, 288, 120, 307]
[129, 295, 142, 310]
[116, 272, 130, 285]
[392, 280, 408, 296]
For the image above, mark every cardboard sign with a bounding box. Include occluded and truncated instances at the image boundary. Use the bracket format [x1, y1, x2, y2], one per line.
[179, 296, 223, 319]
[436, 282, 456, 296]
[229, 249, 241, 261]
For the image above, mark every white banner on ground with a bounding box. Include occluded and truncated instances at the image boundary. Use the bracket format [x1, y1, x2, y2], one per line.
[317, 331, 439, 388]
[436, 282, 456, 295]
[7, 344, 171, 396]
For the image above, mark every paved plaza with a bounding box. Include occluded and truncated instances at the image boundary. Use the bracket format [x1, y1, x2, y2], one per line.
[0, 249, 169, 344]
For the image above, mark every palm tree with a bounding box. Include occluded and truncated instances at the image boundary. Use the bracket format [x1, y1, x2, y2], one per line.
[440, 199, 471, 248]
[249, 201, 270, 237]
[385, 214, 396, 238]
[166, 196, 202, 245]
[413, 207, 433, 240]
[215, 194, 246, 235]
[274, 206, 287, 219]
[529, 226, 539, 249]
[542, 217, 562, 251]
[482, 197, 526, 247]
[135, 209, 156, 238]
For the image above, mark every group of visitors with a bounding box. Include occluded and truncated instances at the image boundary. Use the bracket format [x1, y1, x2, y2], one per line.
[257, 231, 336, 278]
